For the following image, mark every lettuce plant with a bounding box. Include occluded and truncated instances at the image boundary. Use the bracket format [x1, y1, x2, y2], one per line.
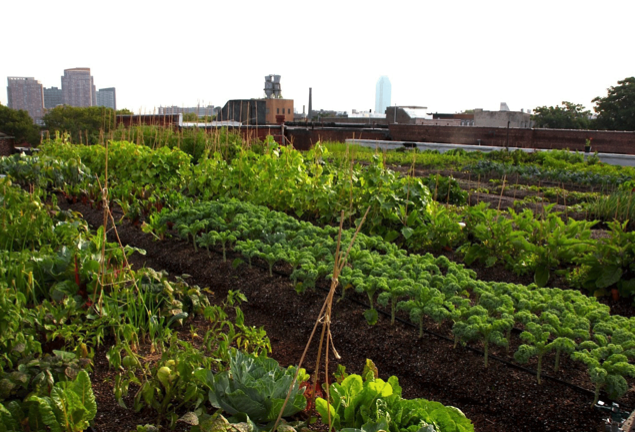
[316, 369, 473, 432]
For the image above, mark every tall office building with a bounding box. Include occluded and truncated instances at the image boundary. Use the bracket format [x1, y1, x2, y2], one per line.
[96, 87, 116, 110]
[375, 76, 391, 115]
[43, 86, 63, 109]
[7, 77, 45, 124]
[61, 68, 96, 107]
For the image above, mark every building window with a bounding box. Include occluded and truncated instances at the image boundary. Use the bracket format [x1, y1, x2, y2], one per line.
[288, 108, 290, 114]
[277, 108, 279, 114]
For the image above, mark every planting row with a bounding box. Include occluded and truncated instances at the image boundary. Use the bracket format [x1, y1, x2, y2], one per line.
[153, 196, 635, 404]
[0, 178, 473, 431]
[325, 143, 635, 189]
[12, 138, 634, 296]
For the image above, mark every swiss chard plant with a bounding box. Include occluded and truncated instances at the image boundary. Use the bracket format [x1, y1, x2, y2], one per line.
[0, 370, 96, 432]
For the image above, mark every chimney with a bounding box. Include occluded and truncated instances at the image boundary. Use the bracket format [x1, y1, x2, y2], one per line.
[308, 88, 313, 120]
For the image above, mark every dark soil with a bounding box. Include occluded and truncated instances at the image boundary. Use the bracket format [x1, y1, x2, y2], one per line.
[62, 200, 635, 432]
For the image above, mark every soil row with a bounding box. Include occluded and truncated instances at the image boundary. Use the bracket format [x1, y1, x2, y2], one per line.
[59, 198, 635, 432]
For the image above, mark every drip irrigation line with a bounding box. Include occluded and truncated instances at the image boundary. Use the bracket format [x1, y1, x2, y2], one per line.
[331, 288, 630, 411]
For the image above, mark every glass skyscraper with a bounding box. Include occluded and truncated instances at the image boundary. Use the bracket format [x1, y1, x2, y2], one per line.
[375, 76, 391, 115]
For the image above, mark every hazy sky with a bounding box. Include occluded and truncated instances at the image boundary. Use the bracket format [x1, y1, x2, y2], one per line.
[3, 0, 634, 115]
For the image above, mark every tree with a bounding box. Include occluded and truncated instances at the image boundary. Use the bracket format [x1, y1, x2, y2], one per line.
[116, 108, 134, 115]
[0, 105, 41, 145]
[43, 105, 116, 144]
[593, 77, 635, 131]
[182, 112, 199, 122]
[531, 101, 592, 129]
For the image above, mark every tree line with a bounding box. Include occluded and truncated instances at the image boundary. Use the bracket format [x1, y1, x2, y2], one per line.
[532, 77, 635, 131]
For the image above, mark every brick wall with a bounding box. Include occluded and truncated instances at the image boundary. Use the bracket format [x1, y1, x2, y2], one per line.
[0, 138, 14, 157]
[389, 125, 635, 154]
[286, 128, 390, 151]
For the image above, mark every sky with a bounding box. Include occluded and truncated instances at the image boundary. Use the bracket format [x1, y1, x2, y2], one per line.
[2, 0, 634, 115]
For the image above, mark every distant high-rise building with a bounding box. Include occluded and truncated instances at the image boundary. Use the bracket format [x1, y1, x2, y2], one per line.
[375, 76, 391, 115]
[43, 86, 63, 109]
[7, 77, 45, 124]
[61, 68, 96, 107]
[96, 87, 116, 110]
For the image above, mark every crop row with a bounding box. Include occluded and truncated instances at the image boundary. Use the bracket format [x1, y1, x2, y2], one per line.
[154, 196, 635, 403]
[17, 138, 635, 296]
[0, 177, 473, 431]
[325, 143, 635, 189]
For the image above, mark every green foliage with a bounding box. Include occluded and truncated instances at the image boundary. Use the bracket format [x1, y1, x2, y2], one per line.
[0, 370, 96, 432]
[593, 77, 635, 131]
[316, 367, 473, 432]
[0, 105, 41, 145]
[574, 220, 635, 296]
[422, 174, 467, 205]
[452, 306, 514, 367]
[587, 191, 635, 229]
[572, 334, 635, 405]
[531, 101, 592, 129]
[0, 350, 91, 403]
[204, 350, 308, 423]
[43, 106, 117, 145]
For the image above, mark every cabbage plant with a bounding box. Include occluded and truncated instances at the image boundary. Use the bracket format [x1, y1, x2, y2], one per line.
[204, 350, 307, 423]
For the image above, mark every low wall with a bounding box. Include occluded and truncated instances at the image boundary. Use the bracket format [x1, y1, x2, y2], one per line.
[0, 138, 14, 157]
[286, 127, 390, 151]
[389, 125, 635, 154]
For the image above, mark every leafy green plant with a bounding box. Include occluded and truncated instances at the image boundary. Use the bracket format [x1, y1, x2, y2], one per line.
[513, 322, 575, 384]
[451, 306, 514, 367]
[572, 334, 635, 405]
[203, 350, 308, 423]
[315, 365, 473, 432]
[397, 282, 450, 338]
[0, 370, 96, 432]
[574, 220, 635, 297]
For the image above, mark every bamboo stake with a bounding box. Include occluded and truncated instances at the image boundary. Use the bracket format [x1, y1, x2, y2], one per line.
[272, 207, 370, 432]
[497, 175, 507, 212]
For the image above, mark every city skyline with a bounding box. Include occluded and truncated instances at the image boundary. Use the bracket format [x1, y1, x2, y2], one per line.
[2, 0, 634, 115]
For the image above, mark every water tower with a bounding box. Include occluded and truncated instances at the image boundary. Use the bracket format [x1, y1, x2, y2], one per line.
[264, 75, 283, 99]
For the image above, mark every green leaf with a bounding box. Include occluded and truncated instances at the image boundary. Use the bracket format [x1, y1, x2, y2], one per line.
[401, 227, 414, 240]
[534, 266, 549, 287]
[0, 402, 20, 431]
[29, 395, 63, 432]
[384, 230, 400, 243]
[596, 265, 623, 289]
[363, 309, 378, 326]
[71, 370, 97, 421]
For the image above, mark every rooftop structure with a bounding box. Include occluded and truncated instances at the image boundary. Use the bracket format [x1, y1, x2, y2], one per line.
[264, 75, 282, 99]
